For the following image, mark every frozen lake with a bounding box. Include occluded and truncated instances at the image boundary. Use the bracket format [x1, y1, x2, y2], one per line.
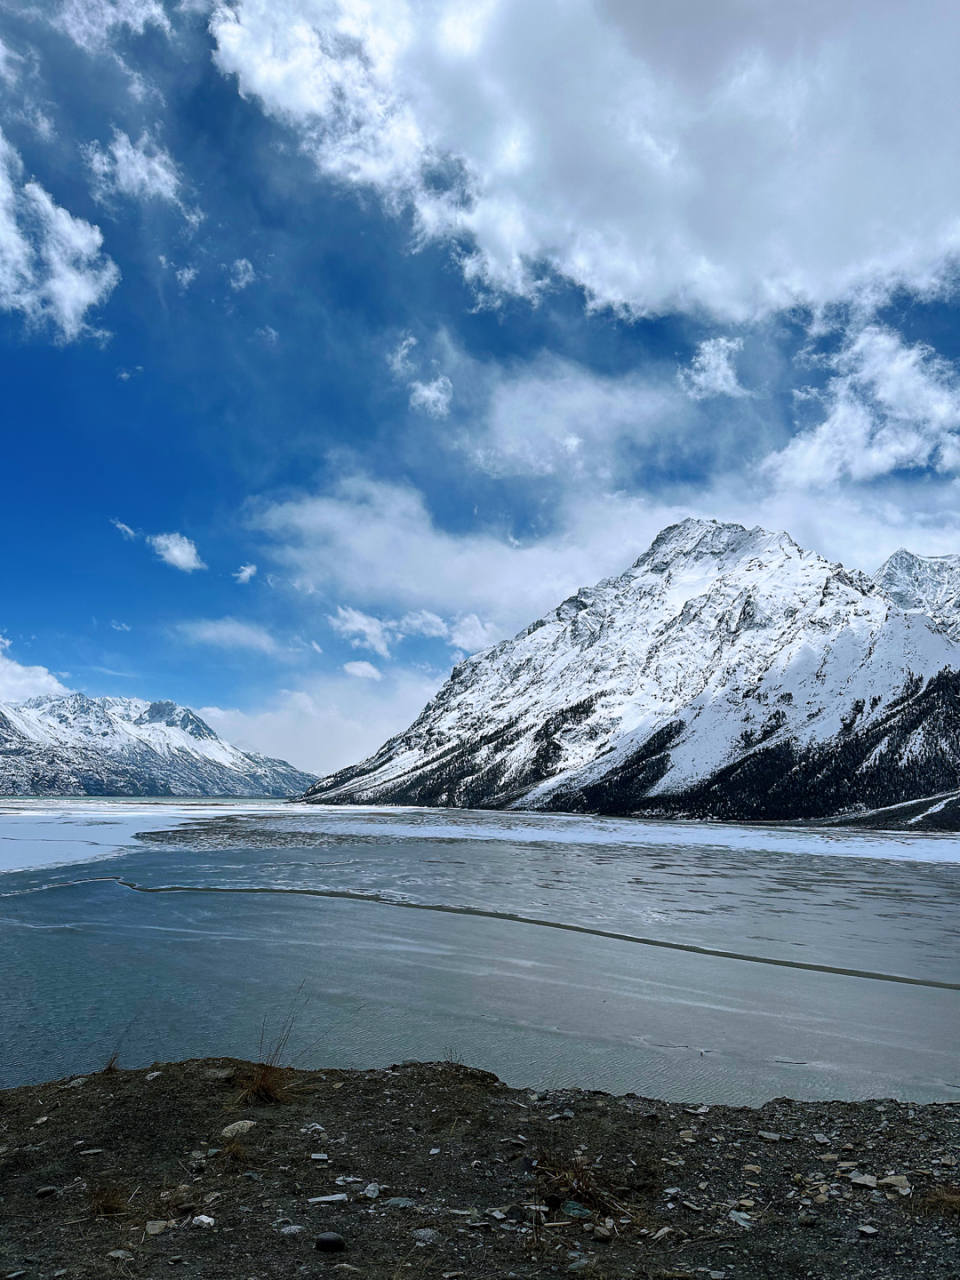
[1, 798, 958, 1103]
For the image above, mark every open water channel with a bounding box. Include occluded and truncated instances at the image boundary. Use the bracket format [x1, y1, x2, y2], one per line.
[1, 799, 958, 1104]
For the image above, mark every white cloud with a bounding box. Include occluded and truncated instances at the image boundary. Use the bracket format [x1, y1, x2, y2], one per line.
[147, 531, 206, 571]
[343, 660, 382, 680]
[0, 128, 119, 341]
[409, 374, 453, 417]
[328, 605, 394, 658]
[86, 129, 181, 205]
[201, 667, 439, 773]
[679, 338, 748, 400]
[178, 617, 279, 652]
[176, 265, 198, 289]
[55, 0, 171, 51]
[0, 636, 71, 702]
[256, 324, 278, 345]
[398, 608, 448, 639]
[234, 562, 258, 583]
[229, 257, 256, 290]
[210, 0, 960, 320]
[110, 619, 131, 631]
[253, 473, 682, 638]
[766, 326, 960, 487]
[448, 612, 500, 652]
[111, 517, 136, 539]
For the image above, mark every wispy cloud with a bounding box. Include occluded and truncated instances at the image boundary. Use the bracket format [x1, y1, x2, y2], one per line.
[229, 258, 255, 291]
[85, 129, 181, 205]
[177, 617, 278, 653]
[409, 375, 452, 418]
[234, 563, 257, 583]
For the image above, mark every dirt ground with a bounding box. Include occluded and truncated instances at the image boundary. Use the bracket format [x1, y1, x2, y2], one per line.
[2, 1056, 959, 1280]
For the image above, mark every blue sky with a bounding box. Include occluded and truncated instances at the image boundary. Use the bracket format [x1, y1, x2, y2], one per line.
[3, 0, 960, 773]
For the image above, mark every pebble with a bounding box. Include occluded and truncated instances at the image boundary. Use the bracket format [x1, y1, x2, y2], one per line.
[728, 1210, 753, 1228]
[858, 1224, 879, 1236]
[308, 1193, 349, 1204]
[145, 1071, 162, 1081]
[281, 1225, 305, 1236]
[107, 1250, 135, 1261]
[758, 1131, 781, 1142]
[221, 1119, 256, 1138]
[384, 1197, 416, 1209]
[146, 1220, 169, 1235]
[412, 1228, 440, 1244]
[191, 1215, 215, 1228]
[316, 1232, 347, 1253]
[562, 1200, 592, 1219]
[64, 1077, 86, 1088]
[35, 1186, 58, 1199]
[363, 1182, 380, 1199]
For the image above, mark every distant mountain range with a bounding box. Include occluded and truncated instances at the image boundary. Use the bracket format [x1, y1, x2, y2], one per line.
[0, 694, 316, 798]
[304, 519, 960, 827]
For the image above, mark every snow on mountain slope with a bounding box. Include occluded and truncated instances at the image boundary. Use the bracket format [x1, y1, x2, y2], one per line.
[874, 548, 960, 641]
[304, 519, 960, 822]
[0, 693, 316, 797]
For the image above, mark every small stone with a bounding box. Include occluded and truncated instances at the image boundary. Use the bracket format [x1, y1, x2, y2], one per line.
[34, 1115, 49, 1125]
[243, 1170, 260, 1181]
[310, 1152, 329, 1162]
[316, 1232, 347, 1253]
[204, 1067, 234, 1080]
[565, 1259, 591, 1273]
[858, 1223, 878, 1236]
[758, 1131, 780, 1142]
[363, 1182, 380, 1199]
[221, 1119, 256, 1138]
[812, 1132, 830, 1144]
[145, 1071, 162, 1081]
[36, 1185, 58, 1198]
[412, 1228, 440, 1244]
[879, 1175, 910, 1190]
[429, 1147, 441, 1155]
[728, 1210, 753, 1228]
[593, 1225, 612, 1240]
[64, 1077, 86, 1088]
[146, 1220, 168, 1235]
[281, 1224, 305, 1236]
[797, 1210, 818, 1225]
[384, 1197, 416, 1209]
[562, 1200, 592, 1220]
[849, 1174, 878, 1188]
[107, 1250, 135, 1260]
[308, 1193, 348, 1203]
[79, 1148, 104, 1156]
[191, 1215, 215, 1228]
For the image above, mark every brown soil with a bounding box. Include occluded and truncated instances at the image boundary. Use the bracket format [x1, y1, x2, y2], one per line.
[2, 1057, 959, 1280]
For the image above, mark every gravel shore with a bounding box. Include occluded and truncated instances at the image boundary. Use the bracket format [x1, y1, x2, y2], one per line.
[2, 1057, 959, 1279]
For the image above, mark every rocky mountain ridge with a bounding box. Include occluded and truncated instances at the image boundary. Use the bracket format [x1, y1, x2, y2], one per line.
[304, 519, 960, 823]
[0, 693, 316, 797]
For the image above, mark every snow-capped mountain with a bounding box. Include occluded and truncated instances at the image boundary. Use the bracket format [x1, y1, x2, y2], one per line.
[0, 693, 316, 797]
[304, 519, 960, 823]
[874, 548, 960, 641]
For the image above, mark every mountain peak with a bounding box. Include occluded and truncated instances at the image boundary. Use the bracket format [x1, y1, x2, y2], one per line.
[305, 517, 960, 823]
[631, 519, 795, 574]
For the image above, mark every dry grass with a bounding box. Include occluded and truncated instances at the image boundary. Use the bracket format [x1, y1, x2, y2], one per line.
[232, 1059, 294, 1106]
[223, 1137, 248, 1163]
[536, 1147, 640, 1222]
[89, 1182, 129, 1217]
[923, 1184, 960, 1217]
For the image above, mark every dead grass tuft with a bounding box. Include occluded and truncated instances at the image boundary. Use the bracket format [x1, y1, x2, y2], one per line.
[223, 1137, 248, 1162]
[232, 1059, 293, 1106]
[536, 1145, 642, 1222]
[89, 1182, 129, 1217]
[923, 1184, 960, 1217]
